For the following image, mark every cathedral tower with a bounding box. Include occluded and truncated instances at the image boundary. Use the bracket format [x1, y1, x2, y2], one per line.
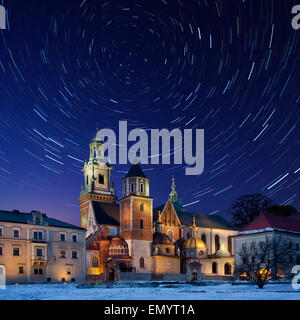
[78, 130, 116, 229]
[119, 163, 153, 273]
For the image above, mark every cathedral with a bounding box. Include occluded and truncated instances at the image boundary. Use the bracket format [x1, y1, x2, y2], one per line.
[79, 132, 238, 282]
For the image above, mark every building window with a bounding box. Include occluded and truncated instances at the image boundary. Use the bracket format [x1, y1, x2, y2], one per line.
[34, 268, 43, 275]
[34, 231, 43, 240]
[212, 262, 218, 274]
[201, 233, 206, 244]
[72, 235, 78, 243]
[86, 175, 89, 186]
[0, 227, 3, 237]
[215, 235, 220, 251]
[0, 247, 2, 255]
[92, 256, 99, 268]
[13, 248, 20, 256]
[166, 248, 170, 254]
[19, 266, 24, 274]
[228, 236, 232, 254]
[140, 203, 144, 212]
[72, 251, 78, 259]
[140, 184, 144, 193]
[60, 233, 66, 242]
[59, 250, 66, 258]
[99, 174, 104, 184]
[13, 229, 20, 238]
[140, 219, 144, 229]
[36, 248, 43, 257]
[140, 257, 145, 269]
[224, 263, 231, 275]
[131, 183, 134, 193]
[67, 268, 72, 275]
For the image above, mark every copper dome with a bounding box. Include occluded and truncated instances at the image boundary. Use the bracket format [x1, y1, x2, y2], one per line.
[153, 232, 172, 245]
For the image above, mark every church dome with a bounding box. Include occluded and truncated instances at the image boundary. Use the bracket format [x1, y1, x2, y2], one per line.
[153, 232, 172, 245]
[183, 237, 207, 250]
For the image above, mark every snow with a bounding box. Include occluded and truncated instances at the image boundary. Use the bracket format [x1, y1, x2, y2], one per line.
[236, 227, 300, 236]
[0, 282, 299, 300]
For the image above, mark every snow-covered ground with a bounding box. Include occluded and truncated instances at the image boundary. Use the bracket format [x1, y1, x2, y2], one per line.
[0, 282, 299, 300]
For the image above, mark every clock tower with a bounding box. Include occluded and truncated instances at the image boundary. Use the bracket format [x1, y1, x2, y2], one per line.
[78, 130, 117, 230]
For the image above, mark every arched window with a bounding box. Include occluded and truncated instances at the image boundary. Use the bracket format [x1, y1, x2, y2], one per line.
[92, 256, 99, 268]
[86, 175, 89, 186]
[201, 233, 206, 244]
[99, 174, 104, 184]
[131, 183, 134, 193]
[212, 262, 218, 274]
[140, 184, 144, 193]
[215, 235, 220, 251]
[140, 219, 144, 229]
[140, 257, 145, 269]
[224, 263, 231, 275]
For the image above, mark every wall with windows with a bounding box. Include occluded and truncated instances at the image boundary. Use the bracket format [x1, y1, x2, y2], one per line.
[233, 231, 300, 279]
[0, 221, 86, 284]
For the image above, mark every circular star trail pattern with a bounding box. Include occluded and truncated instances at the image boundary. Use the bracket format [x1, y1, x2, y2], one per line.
[0, 0, 299, 224]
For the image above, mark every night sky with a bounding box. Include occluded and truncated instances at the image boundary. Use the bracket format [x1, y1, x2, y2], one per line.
[0, 0, 299, 226]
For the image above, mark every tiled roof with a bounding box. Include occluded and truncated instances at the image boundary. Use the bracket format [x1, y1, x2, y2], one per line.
[154, 202, 237, 230]
[92, 201, 120, 226]
[0, 210, 84, 230]
[179, 212, 238, 230]
[124, 163, 147, 179]
[240, 213, 300, 234]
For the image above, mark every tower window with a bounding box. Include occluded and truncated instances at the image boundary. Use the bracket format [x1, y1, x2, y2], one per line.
[140, 257, 145, 269]
[131, 183, 134, 193]
[99, 174, 104, 184]
[140, 184, 144, 193]
[140, 219, 144, 229]
[86, 176, 89, 186]
[140, 203, 144, 212]
[215, 235, 220, 251]
[201, 233, 206, 244]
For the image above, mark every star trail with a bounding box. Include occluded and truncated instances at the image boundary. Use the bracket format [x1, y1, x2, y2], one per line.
[0, 0, 299, 225]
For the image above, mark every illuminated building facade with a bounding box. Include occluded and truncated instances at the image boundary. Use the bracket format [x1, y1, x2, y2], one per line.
[0, 210, 86, 284]
[80, 132, 238, 282]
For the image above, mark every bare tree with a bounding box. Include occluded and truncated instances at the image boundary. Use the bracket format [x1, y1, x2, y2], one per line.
[234, 236, 293, 289]
[229, 194, 273, 229]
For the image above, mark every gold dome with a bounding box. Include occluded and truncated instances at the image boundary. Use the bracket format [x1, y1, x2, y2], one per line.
[183, 237, 207, 250]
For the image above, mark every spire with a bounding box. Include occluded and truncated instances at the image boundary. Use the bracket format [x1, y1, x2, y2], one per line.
[169, 176, 178, 202]
[155, 211, 164, 233]
[191, 214, 197, 238]
[124, 162, 147, 179]
[158, 211, 162, 223]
